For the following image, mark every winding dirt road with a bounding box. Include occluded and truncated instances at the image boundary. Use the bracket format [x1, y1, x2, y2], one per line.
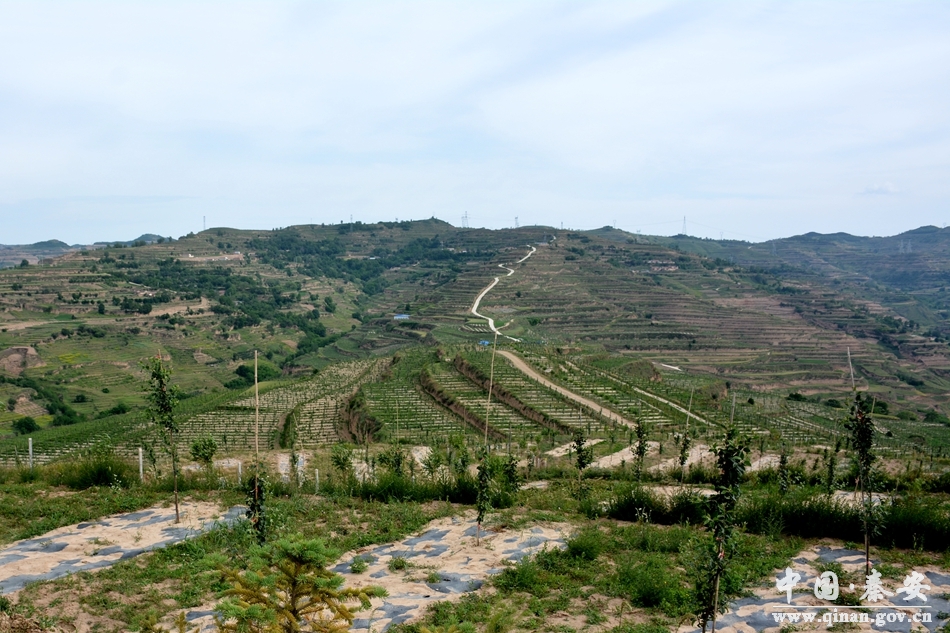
[469, 246, 536, 342]
[497, 350, 640, 430]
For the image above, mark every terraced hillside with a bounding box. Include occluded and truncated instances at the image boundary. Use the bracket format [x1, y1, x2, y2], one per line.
[2, 220, 950, 463]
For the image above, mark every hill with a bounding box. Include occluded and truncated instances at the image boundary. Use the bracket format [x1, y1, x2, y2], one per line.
[1, 219, 949, 463]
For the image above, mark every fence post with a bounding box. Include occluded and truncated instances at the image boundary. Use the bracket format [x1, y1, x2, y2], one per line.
[138, 447, 144, 482]
[238, 460, 243, 483]
[315, 468, 319, 494]
[28, 438, 33, 469]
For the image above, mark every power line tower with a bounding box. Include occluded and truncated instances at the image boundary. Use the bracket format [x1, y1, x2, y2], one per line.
[515, 216, 519, 228]
[461, 210, 469, 228]
[682, 216, 687, 235]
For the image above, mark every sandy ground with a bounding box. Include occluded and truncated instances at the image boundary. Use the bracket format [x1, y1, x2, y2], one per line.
[590, 441, 658, 469]
[644, 484, 715, 499]
[0, 501, 244, 595]
[410, 445, 432, 466]
[149, 298, 211, 317]
[171, 511, 569, 632]
[831, 490, 890, 508]
[748, 454, 781, 472]
[545, 438, 603, 457]
[649, 444, 712, 473]
[0, 322, 49, 332]
[676, 544, 950, 632]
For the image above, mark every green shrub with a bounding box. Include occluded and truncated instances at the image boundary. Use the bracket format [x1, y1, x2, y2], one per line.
[614, 554, 690, 611]
[45, 452, 135, 489]
[606, 485, 707, 525]
[566, 528, 604, 561]
[17, 467, 41, 483]
[388, 556, 409, 572]
[12, 416, 40, 435]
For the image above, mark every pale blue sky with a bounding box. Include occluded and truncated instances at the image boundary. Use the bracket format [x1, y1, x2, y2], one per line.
[1, 1, 948, 244]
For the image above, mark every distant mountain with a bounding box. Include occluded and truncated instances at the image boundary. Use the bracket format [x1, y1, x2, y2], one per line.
[92, 233, 166, 247]
[600, 225, 950, 293]
[0, 239, 76, 268]
[23, 239, 72, 251]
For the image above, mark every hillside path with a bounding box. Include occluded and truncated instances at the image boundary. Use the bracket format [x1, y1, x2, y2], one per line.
[497, 351, 640, 430]
[469, 246, 536, 341]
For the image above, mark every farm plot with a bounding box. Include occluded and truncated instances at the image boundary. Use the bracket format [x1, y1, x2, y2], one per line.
[460, 350, 615, 438]
[426, 362, 540, 445]
[181, 360, 383, 450]
[513, 352, 680, 437]
[362, 376, 477, 444]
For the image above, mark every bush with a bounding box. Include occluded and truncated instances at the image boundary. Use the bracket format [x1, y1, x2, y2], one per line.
[567, 528, 604, 561]
[606, 485, 708, 526]
[45, 452, 135, 489]
[614, 554, 690, 611]
[12, 416, 40, 435]
[738, 491, 950, 550]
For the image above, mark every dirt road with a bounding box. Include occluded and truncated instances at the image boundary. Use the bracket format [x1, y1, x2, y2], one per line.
[497, 350, 641, 430]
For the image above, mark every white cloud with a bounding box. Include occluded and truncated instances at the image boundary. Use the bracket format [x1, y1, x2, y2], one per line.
[860, 182, 901, 196]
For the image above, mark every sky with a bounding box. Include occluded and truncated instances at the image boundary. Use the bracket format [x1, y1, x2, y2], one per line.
[1, 1, 949, 245]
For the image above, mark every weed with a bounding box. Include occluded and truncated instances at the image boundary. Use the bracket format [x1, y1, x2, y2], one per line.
[388, 556, 410, 572]
[350, 556, 370, 574]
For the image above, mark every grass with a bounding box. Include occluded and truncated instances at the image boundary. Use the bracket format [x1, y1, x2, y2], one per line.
[13, 493, 456, 631]
[0, 478, 164, 545]
[396, 521, 802, 633]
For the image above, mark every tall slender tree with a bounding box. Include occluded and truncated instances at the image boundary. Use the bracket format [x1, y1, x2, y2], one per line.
[695, 427, 749, 633]
[846, 392, 876, 574]
[634, 417, 648, 481]
[144, 355, 182, 523]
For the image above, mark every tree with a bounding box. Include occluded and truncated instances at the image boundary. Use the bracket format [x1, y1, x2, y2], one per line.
[677, 430, 692, 480]
[573, 429, 594, 499]
[573, 429, 594, 472]
[634, 417, 648, 481]
[18, 259, 28, 268]
[330, 444, 353, 482]
[694, 427, 749, 632]
[190, 436, 217, 472]
[475, 454, 493, 546]
[244, 472, 268, 545]
[143, 355, 182, 523]
[777, 446, 790, 495]
[215, 537, 385, 633]
[825, 439, 841, 495]
[845, 392, 876, 574]
[12, 416, 40, 436]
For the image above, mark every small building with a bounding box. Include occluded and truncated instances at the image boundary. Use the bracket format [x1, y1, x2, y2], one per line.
[394, 314, 410, 320]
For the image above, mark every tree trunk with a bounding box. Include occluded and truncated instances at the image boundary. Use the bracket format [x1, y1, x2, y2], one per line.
[711, 570, 721, 633]
[172, 442, 180, 524]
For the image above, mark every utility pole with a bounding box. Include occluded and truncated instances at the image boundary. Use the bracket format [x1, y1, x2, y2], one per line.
[682, 216, 687, 235]
[485, 330, 499, 449]
[255, 350, 260, 460]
